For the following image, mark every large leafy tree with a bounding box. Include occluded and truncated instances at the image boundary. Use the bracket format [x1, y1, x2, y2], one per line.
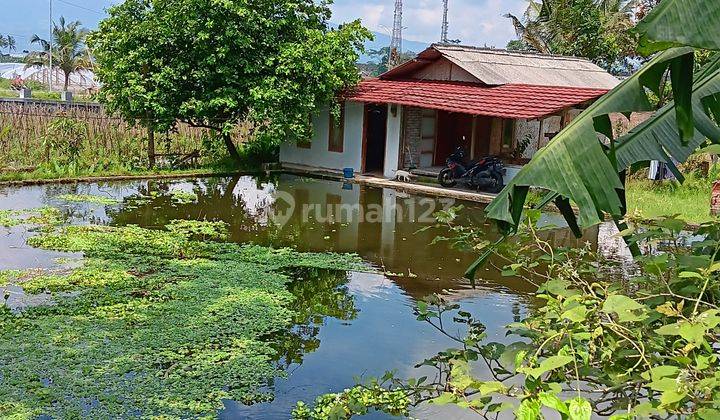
[483, 0, 720, 270]
[505, 0, 638, 71]
[89, 0, 371, 166]
[25, 17, 91, 92]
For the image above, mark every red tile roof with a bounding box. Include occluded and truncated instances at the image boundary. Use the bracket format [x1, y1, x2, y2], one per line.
[346, 79, 608, 119]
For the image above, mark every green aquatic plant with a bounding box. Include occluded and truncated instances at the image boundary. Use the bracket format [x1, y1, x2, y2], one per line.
[165, 219, 229, 241]
[0, 207, 64, 231]
[0, 218, 364, 418]
[170, 189, 198, 204]
[0, 210, 20, 227]
[56, 194, 120, 205]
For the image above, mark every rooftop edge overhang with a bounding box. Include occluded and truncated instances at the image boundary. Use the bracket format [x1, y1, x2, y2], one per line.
[345, 79, 608, 120]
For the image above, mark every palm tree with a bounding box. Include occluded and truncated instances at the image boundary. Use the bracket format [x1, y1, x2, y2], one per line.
[6, 36, 16, 55]
[505, 0, 637, 66]
[25, 17, 91, 91]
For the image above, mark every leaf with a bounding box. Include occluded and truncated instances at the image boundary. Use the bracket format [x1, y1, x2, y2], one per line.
[568, 397, 592, 420]
[515, 398, 541, 420]
[562, 305, 588, 322]
[633, 0, 720, 54]
[640, 365, 680, 382]
[539, 392, 569, 415]
[478, 381, 507, 396]
[660, 389, 688, 406]
[602, 295, 648, 323]
[430, 392, 458, 405]
[522, 355, 574, 379]
[656, 320, 707, 346]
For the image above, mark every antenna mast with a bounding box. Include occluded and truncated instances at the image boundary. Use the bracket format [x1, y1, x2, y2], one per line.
[441, 0, 449, 43]
[388, 0, 403, 69]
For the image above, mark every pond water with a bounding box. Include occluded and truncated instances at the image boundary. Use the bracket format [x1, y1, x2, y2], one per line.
[0, 174, 599, 419]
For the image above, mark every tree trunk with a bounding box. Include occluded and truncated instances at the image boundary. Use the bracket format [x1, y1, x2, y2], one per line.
[64, 72, 70, 92]
[147, 127, 156, 168]
[222, 132, 242, 163]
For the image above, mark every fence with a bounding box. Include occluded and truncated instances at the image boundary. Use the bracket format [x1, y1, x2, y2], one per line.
[0, 99, 249, 169]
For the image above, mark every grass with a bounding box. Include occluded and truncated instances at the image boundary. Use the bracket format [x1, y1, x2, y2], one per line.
[0, 213, 364, 418]
[626, 172, 718, 224]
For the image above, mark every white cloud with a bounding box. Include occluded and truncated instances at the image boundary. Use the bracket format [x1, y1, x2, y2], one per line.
[331, 0, 528, 48]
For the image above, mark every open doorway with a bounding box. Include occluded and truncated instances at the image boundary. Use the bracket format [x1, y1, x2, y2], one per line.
[363, 104, 387, 174]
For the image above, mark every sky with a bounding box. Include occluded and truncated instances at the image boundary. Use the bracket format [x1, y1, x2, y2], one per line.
[1, 0, 526, 54]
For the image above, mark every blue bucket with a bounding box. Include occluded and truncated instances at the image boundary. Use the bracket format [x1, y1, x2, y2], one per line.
[343, 168, 354, 179]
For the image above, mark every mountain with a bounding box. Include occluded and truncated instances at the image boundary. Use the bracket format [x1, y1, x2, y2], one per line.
[359, 30, 431, 62]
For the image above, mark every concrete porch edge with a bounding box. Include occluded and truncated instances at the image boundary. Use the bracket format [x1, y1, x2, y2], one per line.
[280, 163, 499, 204]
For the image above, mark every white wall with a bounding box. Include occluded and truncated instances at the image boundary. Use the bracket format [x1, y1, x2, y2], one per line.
[383, 104, 403, 178]
[279, 101, 365, 173]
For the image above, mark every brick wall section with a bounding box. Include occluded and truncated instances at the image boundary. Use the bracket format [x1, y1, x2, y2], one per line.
[402, 106, 423, 169]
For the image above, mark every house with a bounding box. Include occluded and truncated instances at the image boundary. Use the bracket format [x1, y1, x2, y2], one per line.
[280, 44, 619, 181]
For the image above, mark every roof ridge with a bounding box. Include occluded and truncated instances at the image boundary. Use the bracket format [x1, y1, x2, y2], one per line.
[431, 43, 593, 63]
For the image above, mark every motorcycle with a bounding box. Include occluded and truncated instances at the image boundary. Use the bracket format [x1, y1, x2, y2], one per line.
[438, 147, 505, 193]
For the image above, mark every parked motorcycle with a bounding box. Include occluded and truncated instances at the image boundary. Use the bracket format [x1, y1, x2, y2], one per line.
[438, 147, 505, 193]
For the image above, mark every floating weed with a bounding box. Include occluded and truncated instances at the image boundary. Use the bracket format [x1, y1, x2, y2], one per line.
[0, 207, 64, 232]
[0, 219, 364, 418]
[0, 210, 21, 227]
[166, 219, 229, 241]
[170, 190, 198, 204]
[56, 194, 120, 205]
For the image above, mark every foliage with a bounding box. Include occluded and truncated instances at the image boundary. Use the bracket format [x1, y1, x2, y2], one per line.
[89, 0, 372, 163]
[25, 16, 91, 92]
[0, 210, 364, 418]
[0, 34, 17, 55]
[0, 207, 64, 230]
[365, 47, 416, 76]
[487, 0, 720, 237]
[505, 0, 637, 70]
[295, 211, 720, 419]
[625, 169, 720, 224]
[292, 379, 411, 419]
[41, 117, 87, 165]
[56, 194, 120, 205]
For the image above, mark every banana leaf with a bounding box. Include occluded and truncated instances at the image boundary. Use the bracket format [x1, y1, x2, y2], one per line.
[634, 0, 720, 54]
[486, 0, 720, 233]
[486, 47, 701, 230]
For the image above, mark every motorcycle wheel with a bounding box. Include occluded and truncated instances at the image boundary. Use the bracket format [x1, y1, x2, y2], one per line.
[489, 173, 504, 193]
[438, 169, 457, 187]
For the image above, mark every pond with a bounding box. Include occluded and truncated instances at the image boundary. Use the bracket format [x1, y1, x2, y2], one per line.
[0, 174, 599, 419]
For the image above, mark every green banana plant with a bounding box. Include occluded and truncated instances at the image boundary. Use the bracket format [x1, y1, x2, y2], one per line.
[468, 0, 720, 279]
[486, 0, 720, 231]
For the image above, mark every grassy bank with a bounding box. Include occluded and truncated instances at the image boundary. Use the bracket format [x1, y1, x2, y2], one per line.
[626, 173, 716, 224]
[0, 210, 363, 418]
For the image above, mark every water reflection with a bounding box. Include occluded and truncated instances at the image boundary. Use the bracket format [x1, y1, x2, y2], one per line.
[271, 268, 359, 371]
[0, 174, 604, 419]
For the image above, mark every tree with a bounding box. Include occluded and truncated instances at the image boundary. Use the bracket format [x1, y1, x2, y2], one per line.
[505, 0, 638, 71]
[481, 0, 720, 270]
[89, 0, 371, 165]
[25, 17, 91, 92]
[366, 47, 416, 75]
[5, 35, 16, 55]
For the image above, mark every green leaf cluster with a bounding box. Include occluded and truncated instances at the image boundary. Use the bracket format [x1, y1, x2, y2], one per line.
[88, 0, 372, 153]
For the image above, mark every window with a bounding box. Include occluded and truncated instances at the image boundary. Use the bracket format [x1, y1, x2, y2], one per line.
[502, 119, 516, 149]
[328, 104, 345, 153]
